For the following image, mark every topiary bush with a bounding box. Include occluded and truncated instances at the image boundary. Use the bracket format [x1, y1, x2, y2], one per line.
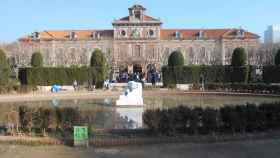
[90, 49, 107, 88]
[90, 49, 106, 67]
[263, 66, 280, 83]
[168, 50, 184, 67]
[275, 49, 280, 66]
[18, 67, 99, 86]
[231, 47, 247, 67]
[162, 65, 253, 86]
[225, 66, 250, 83]
[31, 52, 43, 67]
[0, 49, 10, 85]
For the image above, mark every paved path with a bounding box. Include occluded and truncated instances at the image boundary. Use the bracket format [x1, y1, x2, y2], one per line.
[0, 138, 280, 158]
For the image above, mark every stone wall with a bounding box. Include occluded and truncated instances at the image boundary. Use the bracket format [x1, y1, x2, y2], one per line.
[16, 40, 113, 67]
[222, 39, 260, 65]
[5, 37, 260, 77]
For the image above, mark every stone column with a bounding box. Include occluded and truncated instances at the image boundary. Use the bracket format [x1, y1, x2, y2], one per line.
[221, 40, 226, 65]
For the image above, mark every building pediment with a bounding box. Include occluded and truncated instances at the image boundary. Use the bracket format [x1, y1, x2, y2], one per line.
[113, 15, 161, 25]
[113, 5, 161, 26]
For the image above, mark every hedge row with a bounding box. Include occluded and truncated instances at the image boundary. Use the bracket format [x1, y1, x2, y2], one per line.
[19, 67, 105, 87]
[18, 106, 81, 133]
[0, 68, 10, 85]
[7, 106, 111, 137]
[205, 83, 280, 94]
[263, 66, 280, 83]
[162, 65, 280, 86]
[162, 65, 250, 86]
[143, 102, 280, 136]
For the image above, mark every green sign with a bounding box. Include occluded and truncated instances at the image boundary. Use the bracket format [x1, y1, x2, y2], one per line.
[74, 126, 88, 146]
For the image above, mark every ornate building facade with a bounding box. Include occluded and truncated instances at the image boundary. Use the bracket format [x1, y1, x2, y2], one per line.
[16, 5, 260, 78]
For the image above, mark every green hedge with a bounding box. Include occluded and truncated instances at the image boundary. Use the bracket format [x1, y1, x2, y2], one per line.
[263, 66, 280, 83]
[168, 50, 184, 66]
[18, 106, 82, 134]
[162, 65, 250, 86]
[19, 67, 105, 87]
[0, 49, 10, 85]
[143, 102, 280, 136]
[0, 68, 10, 85]
[205, 83, 280, 94]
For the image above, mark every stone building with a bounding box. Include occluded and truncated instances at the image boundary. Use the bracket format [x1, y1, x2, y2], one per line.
[16, 5, 260, 79]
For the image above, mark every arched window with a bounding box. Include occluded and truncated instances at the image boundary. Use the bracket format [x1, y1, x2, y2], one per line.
[225, 49, 232, 65]
[134, 45, 141, 57]
[149, 29, 154, 37]
[121, 30, 126, 37]
[152, 48, 156, 59]
[134, 10, 141, 19]
[189, 47, 194, 64]
[81, 48, 88, 65]
[201, 47, 206, 58]
[69, 48, 76, 65]
[43, 48, 50, 65]
[120, 45, 127, 59]
[248, 48, 255, 65]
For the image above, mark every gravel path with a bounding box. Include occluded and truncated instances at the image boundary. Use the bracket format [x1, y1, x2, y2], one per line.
[1, 138, 280, 158]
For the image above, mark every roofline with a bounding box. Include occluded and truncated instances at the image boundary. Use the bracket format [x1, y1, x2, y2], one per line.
[161, 28, 231, 31]
[40, 29, 114, 32]
[18, 28, 260, 41]
[161, 28, 260, 39]
[112, 22, 162, 25]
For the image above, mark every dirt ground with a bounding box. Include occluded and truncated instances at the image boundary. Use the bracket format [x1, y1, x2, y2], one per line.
[0, 138, 280, 158]
[0, 89, 278, 103]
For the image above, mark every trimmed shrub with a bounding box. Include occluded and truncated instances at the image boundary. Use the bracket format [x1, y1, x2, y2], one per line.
[18, 67, 103, 86]
[225, 66, 249, 83]
[90, 49, 106, 67]
[263, 66, 280, 83]
[162, 66, 175, 87]
[203, 65, 226, 83]
[275, 49, 280, 66]
[31, 52, 43, 67]
[168, 50, 184, 67]
[162, 65, 250, 87]
[205, 83, 280, 94]
[143, 102, 280, 136]
[18, 106, 81, 135]
[0, 49, 9, 68]
[0, 49, 10, 85]
[231, 47, 247, 66]
[90, 49, 107, 88]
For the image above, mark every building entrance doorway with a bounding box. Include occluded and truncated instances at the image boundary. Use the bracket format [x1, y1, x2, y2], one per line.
[133, 64, 142, 73]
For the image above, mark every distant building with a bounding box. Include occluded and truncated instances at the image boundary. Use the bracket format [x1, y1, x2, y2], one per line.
[264, 25, 280, 44]
[13, 5, 260, 79]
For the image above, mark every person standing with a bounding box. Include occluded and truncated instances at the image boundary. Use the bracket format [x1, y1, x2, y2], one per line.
[157, 71, 161, 82]
[73, 80, 78, 91]
[151, 72, 156, 86]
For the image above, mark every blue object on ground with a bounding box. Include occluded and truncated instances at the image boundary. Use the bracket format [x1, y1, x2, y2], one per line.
[51, 85, 61, 93]
[124, 89, 129, 96]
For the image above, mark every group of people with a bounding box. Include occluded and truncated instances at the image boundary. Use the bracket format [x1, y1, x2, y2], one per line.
[149, 71, 161, 86]
[70, 70, 161, 91]
[118, 72, 145, 83]
[117, 71, 160, 85]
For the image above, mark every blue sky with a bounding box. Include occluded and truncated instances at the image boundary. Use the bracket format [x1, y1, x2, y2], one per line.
[0, 0, 279, 42]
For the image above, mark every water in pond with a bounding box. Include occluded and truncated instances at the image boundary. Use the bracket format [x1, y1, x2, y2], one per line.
[0, 95, 279, 130]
